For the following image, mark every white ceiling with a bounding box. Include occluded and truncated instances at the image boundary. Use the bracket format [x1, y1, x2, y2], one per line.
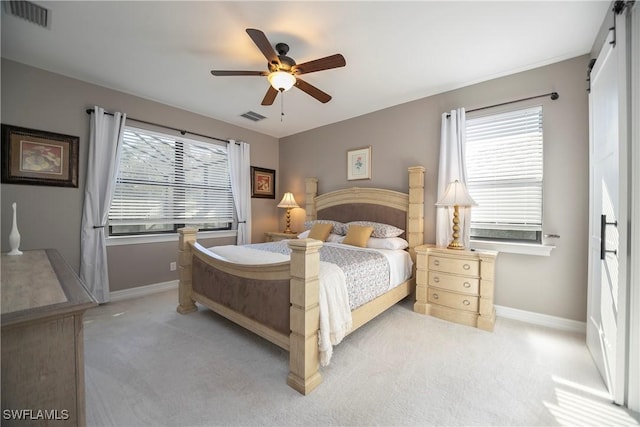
[1, 1, 609, 138]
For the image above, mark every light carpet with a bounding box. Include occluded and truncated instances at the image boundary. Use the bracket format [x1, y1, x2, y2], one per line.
[83, 289, 639, 426]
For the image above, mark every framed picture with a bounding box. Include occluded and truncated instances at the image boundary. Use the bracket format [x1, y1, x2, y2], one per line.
[1, 124, 79, 188]
[347, 146, 372, 180]
[251, 166, 276, 199]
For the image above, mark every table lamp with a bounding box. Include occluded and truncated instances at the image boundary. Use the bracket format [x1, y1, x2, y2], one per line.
[277, 192, 299, 233]
[435, 180, 477, 250]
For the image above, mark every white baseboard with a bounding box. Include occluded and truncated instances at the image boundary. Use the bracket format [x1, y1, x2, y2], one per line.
[495, 304, 586, 334]
[108, 282, 586, 335]
[109, 280, 179, 302]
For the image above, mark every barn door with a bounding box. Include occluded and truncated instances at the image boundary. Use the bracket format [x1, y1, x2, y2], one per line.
[587, 20, 629, 405]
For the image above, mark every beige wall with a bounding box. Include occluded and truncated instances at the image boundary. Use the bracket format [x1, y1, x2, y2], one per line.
[1, 56, 592, 320]
[0, 59, 279, 291]
[280, 55, 590, 322]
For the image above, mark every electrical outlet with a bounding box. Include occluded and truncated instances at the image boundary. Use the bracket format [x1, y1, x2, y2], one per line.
[170, 262, 177, 271]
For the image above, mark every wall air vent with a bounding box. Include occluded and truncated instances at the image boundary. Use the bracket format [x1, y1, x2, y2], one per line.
[240, 111, 267, 122]
[3, 0, 50, 29]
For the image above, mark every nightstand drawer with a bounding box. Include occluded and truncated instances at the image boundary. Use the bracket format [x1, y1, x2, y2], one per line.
[429, 256, 479, 276]
[428, 290, 479, 313]
[428, 272, 479, 295]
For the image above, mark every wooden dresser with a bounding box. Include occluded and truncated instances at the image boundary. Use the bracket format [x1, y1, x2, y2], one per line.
[264, 231, 298, 242]
[1, 249, 97, 426]
[414, 245, 497, 331]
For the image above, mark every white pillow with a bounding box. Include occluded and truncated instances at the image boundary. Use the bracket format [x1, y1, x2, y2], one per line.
[298, 230, 344, 243]
[327, 234, 346, 243]
[366, 237, 409, 250]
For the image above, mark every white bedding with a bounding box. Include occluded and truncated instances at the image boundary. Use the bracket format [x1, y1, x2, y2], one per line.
[202, 240, 412, 366]
[334, 244, 414, 291]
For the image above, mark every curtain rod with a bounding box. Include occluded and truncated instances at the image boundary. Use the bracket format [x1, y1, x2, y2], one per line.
[85, 108, 230, 144]
[446, 91, 559, 118]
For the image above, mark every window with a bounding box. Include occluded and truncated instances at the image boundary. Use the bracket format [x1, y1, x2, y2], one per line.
[108, 127, 234, 236]
[465, 106, 543, 243]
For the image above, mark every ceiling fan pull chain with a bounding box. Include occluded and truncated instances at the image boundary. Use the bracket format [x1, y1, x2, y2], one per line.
[281, 90, 285, 122]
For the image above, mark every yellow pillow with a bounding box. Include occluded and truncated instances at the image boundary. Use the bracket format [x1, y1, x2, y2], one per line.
[342, 225, 374, 247]
[308, 223, 333, 241]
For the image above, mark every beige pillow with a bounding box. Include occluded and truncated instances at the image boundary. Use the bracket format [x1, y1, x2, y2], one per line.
[342, 225, 374, 248]
[308, 223, 333, 241]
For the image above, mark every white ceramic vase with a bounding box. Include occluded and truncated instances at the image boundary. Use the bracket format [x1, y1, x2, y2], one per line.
[8, 202, 23, 256]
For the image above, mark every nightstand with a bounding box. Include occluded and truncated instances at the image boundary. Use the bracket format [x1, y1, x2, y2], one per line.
[264, 231, 298, 242]
[414, 245, 497, 331]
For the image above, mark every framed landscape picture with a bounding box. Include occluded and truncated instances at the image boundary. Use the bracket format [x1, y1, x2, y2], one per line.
[1, 124, 79, 187]
[251, 166, 276, 199]
[347, 146, 372, 180]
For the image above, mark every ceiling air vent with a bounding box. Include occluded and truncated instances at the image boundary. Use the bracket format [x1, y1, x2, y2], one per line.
[240, 111, 267, 122]
[3, 0, 50, 29]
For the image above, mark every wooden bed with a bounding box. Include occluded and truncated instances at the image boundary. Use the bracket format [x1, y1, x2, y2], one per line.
[176, 166, 425, 394]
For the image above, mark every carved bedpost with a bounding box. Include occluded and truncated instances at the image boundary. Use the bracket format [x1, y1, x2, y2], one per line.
[287, 238, 323, 395]
[407, 166, 425, 261]
[177, 227, 197, 314]
[305, 177, 318, 222]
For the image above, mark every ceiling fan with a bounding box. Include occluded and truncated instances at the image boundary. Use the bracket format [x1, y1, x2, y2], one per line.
[210, 28, 346, 106]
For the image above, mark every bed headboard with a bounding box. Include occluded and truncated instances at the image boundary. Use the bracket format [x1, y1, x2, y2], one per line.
[304, 166, 425, 254]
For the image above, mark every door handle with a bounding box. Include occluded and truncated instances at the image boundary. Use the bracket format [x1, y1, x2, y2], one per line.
[600, 214, 618, 260]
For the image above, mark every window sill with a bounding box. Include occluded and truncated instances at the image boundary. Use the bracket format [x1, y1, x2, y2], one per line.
[470, 240, 555, 256]
[106, 230, 237, 246]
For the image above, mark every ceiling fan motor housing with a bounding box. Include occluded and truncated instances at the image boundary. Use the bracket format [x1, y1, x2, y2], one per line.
[269, 43, 296, 72]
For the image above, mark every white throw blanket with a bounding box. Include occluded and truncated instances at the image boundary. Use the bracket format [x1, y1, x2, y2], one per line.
[317, 261, 351, 366]
[202, 243, 352, 365]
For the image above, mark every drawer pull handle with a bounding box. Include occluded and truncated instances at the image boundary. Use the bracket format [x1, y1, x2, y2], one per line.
[434, 260, 440, 266]
[463, 264, 471, 270]
[463, 300, 470, 306]
[432, 293, 439, 300]
[463, 282, 471, 288]
[433, 276, 440, 283]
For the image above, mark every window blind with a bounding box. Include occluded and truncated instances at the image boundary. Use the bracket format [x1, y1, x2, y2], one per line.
[108, 127, 234, 226]
[465, 106, 543, 232]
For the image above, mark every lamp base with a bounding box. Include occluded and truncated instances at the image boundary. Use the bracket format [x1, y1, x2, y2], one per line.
[447, 204, 465, 250]
[283, 208, 292, 234]
[447, 240, 466, 250]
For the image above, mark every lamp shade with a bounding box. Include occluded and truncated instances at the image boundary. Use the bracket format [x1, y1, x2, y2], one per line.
[435, 180, 477, 207]
[277, 192, 299, 209]
[268, 71, 296, 92]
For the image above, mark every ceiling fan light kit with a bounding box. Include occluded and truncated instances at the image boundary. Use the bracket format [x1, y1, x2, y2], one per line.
[268, 71, 296, 92]
[211, 28, 346, 106]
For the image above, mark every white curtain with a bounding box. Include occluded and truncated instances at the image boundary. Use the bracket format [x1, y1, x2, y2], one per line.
[436, 108, 472, 248]
[228, 140, 252, 245]
[80, 106, 126, 303]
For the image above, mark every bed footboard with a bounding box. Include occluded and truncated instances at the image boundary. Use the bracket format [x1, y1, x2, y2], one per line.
[177, 228, 324, 395]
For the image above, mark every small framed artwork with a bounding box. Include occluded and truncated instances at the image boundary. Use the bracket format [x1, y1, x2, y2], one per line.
[251, 166, 276, 199]
[1, 124, 79, 188]
[347, 146, 372, 180]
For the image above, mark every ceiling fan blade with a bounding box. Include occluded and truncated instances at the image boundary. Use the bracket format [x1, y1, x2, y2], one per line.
[294, 78, 332, 103]
[246, 28, 280, 66]
[292, 54, 346, 75]
[210, 70, 267, 76]
[261, 86, 279, 106]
